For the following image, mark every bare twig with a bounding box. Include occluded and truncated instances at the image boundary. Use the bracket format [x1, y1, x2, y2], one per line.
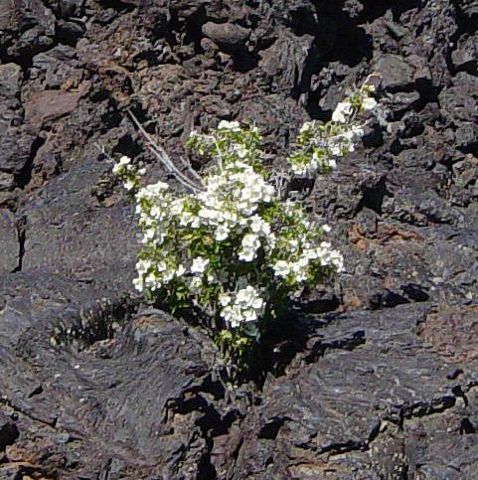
[147, 146, 203, 192]
[127, 109, 204, 192]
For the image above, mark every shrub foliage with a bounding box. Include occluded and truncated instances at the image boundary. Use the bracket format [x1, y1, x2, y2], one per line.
[113, 82, 377, 365]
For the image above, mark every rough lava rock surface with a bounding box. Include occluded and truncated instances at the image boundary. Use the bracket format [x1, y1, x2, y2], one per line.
[0, 0, 477, 478]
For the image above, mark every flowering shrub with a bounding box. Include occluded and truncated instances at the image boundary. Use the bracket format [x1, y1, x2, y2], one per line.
[288, 84, 377, 177]
[113, 82, 377, 365]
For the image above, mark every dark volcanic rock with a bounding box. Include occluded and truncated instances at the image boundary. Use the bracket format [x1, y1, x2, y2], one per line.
[0, 0, 477, 478]
[0, 0, 56, 60]
[0, 412, 19, 451]
[439, 72, 478, 124]
[225, 306, 478, 479]
[452, 32, 477, 72]
[0, 63, 33, 189]
[0, 63, 22, 98]
[374, 54, 415, 92]
[20, 144, 138, 287]
[202, 22, 250, 49]
[0, 126, 34, 171]
[0, 210, 18, 273]
[0, 271, 223, 478]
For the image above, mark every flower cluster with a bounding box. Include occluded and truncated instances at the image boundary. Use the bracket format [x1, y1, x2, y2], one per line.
[112, 155, 145, 191]
[114, 126, 345, 340]
[112, 82, 378, 361]
[219, 286, 265, 328]
[288, 84, 377, 177]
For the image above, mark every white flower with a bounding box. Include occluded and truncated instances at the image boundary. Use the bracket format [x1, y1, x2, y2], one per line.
[273, 260, 290, 278]
[330, 251, 345, 272]
[136, 181, 169, 202]
[113, 156, 132, 175]
[180, 211, 200, 228]
[175, 265, 186, 277]
[170, 199, 185, 216]
[189, 277, 202, 292]
[300, 122, 313, 134]
[305, 248, 318, 260]
[239, 233, 261, 262]
[207, 273, 215, 283]
[191, 257, 209, 274]
[326, 158, 337, 169]
[234, 144, 248, 158]
[147, 181, 169, 194]
[351, 125, 365, 137]
[362, 97, 377, 111]
[123, 179, 136, 191]
[220, 285, 265, 328]
[133, 276, 144, 292]
[214, 224, 230, 241]
[332, 101, 353, 123]
[145, 272, 161, 290]
[198, 208, 216, 221]
[249, 215, 271, 236]
[179, 212, 191, 226]
[119, 155, 131, 166]
[156, 261, 167, 273]
[112, 163, 123, 175]
[220, 306, 238, 327]
[132, 114, 349, 331]
[136, 258, 151, 275]
[219, 292, 232, 307]
[330, 144, 344, 157]
[162, 269, 175, 282]
[141, 228, 155, 243]
[291, 163, 308, 176]
[190, 217, 201, 229]
[218, 120, 240, 131]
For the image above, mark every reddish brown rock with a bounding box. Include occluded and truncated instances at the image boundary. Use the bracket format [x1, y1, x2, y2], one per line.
[418, 305, 478, 364]
[202, 22, 250, 48]
[24, 90, 81, 133]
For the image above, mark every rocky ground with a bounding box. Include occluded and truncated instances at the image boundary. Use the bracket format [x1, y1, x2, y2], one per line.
[0, 0, 477, 478]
